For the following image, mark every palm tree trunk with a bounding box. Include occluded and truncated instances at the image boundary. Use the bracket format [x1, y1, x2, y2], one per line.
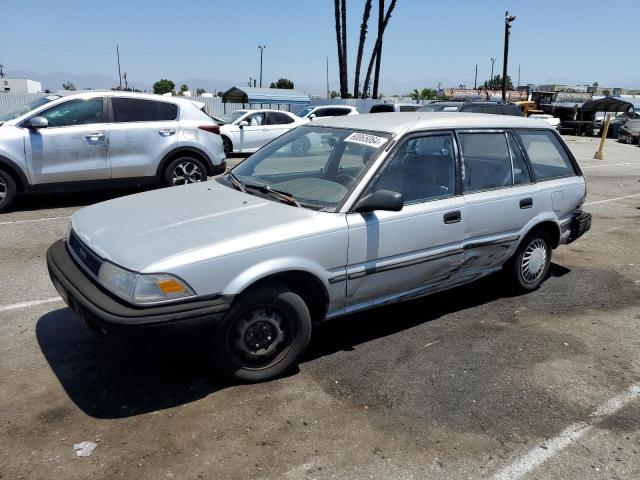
[334, 0, 345, 98]
[340, 0, 348, 98]
[372, 0, 384, 99]
[353, 0, 372, 98]
[362, 0, 397, 99]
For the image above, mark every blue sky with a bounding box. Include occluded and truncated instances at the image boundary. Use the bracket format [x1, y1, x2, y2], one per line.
[1, 0, 639, 94]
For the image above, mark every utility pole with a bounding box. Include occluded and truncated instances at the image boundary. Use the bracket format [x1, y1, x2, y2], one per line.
[258, 45, 266, 88]
[517, 64, 521, 89]
[0, 64, 4, 79]
[116, 45, 122, 90]
[326, 56, 330, 98]
[490, 58, 496, 84]
[122, 72, 128, 90]
[474, 64, 478, 89]
[502, 11, 516, 101]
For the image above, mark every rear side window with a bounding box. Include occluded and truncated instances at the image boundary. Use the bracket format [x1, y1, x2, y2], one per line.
[399, 105, 420, 112]
[458, 132, 512, 192]
[459, 104, 478, 113]
[476, 104, 499, 115]
[517, 130, 576, 180]
[328, 107, 351, 116]
[112, 98, 178, 122]
[370, 104, 394, 113]
[267, 112, 294, 125]
[500, 105, 522, 116]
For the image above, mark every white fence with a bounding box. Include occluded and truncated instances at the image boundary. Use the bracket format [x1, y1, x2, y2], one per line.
[0, 92, 427, 117]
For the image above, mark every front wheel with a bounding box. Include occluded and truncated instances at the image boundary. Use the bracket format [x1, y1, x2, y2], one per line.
[163, 157, 208, 186]
[505, 230, 552, 292]
[212, 285, 312, 382]
[0, 169, 17, 213]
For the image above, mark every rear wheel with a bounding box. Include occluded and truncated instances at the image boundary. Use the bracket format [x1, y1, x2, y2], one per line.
[505, 230, 552, 292]
[0, 169, 17, 213]
[212, 285, 312, 382]
[163, 157, 207, 186]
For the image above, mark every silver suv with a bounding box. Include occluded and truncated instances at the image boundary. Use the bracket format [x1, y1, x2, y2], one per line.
[47, 112, 591, 382]
[0, 92, 226, 211]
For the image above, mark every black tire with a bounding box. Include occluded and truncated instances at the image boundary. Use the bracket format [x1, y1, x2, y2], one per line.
[212, 285, 312, 382]
[505, 230, 552, 292]
[222, 136, 233, 156]
[163, 156, 208, 186]
[0, 169, 17, 213]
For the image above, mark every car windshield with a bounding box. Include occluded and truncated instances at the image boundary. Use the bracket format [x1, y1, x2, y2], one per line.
[418, 103, 461, 112]
[220, 110, 248, 124]
[0, 95, 60, 122]
[296, 107, 314, 118]
[226, 126, 391, 211]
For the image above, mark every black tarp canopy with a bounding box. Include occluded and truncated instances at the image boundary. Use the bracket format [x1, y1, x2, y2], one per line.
[581, 97, 634, 114]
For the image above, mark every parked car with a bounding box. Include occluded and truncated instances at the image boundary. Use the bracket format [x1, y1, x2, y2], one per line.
[418, 101, 523, 116]
[296, 105, 358, 120]
[528, 113, 561, 131]
[217, 109, 307, 154]
[370, 103, 421, 113]
[0, 91, 226, 212]
[47, 112, 590, 382]
[617, 119, 640, 144]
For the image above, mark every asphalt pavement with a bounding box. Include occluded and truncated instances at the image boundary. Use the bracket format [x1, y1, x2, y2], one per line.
[0, 139, 639, 480]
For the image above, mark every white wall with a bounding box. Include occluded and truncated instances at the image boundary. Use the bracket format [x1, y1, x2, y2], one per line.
[0, 78, 43, 93]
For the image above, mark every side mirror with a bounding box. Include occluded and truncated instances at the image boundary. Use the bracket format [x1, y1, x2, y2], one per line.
[309, 113, 316, 120]
[353, 190, 403, 213]
[238, 120, 249, 128]
[27, 116, 48, 129]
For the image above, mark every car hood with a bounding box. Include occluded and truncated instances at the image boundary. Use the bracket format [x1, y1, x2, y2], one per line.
[71, 181, 322, 272]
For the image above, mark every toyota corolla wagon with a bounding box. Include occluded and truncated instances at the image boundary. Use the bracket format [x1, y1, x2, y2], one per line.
[48, 113, 591, 382]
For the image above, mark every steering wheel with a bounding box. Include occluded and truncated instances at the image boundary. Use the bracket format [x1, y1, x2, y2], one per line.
[336, 174, 356, 188]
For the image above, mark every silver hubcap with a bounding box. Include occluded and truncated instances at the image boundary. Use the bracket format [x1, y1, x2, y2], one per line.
[230, 307, 287, 364]
[521, 239, 547, 284]
[172, 161, 203, 185]
[0, 177, 6, 201]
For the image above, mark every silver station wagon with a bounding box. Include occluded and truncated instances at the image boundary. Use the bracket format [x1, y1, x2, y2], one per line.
[47, 112, 591, 382]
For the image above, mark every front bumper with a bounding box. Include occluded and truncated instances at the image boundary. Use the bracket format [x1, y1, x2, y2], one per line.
[47, 239, 231, 332]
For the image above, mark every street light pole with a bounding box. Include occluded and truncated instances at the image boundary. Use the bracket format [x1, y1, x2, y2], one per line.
[490, 58, 496, 85]
[502, 11, 516, 101]
[258, 45, 266, 88]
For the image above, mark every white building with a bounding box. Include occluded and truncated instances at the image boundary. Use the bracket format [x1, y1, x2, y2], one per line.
[0, 78, 43, 93]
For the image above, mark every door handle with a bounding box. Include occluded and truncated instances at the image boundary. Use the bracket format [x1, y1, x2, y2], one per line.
[84, 132, 105, 141]
[443, 210, 461, 224]
[159, 129, 176, 136]
[520, 197, 533, 209]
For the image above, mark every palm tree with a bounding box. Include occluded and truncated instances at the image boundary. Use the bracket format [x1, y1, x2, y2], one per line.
[362, 0, 398, 99]
[334, 0, 349, 98]
[372, 0, 385, 99]
[353, 0, 373, 98]
[334, 0, 345, 98]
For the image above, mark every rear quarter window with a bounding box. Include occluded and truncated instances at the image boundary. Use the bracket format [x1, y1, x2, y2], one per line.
[370, 105, 394, 113]
[517, 130, 576, 180]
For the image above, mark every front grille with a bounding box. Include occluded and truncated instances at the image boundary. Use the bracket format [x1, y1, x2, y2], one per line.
[68, 230, 103, 279]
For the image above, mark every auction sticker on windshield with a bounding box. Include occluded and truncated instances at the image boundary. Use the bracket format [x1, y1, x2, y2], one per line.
[344, 132, 388, 148]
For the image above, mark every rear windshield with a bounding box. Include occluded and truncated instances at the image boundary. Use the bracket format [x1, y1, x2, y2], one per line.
[418, 103, 462, 112]
[370, 104, 394, 113]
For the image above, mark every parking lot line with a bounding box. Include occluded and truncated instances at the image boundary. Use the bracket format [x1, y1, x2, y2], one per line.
[584, 193, 640, 206]
[0, 215, 70, 226]
[491, 383, 640, 480]
[581, 162, 637, 169]
[0, 297, 62, 312]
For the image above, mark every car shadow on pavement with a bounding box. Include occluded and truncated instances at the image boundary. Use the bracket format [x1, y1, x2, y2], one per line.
[13, 186, 155, 213]
[36, 264, 570, 420]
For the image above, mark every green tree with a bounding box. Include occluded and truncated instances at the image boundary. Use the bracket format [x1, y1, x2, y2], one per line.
[602, 89, 611, 96]
[409, 89, 420, 101]
[195, 88, 206, 95]
[62, 81, 76, 91]
[329, 90, 340, 98]
[153, 79, 175, 95]
[419, 88, 437, 100]
[177, 84, 189, 96]
[270, 78, 295, 89]
[483, 74, 513, 90]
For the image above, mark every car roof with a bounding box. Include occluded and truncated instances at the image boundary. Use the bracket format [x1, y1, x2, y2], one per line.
[310, 112, 550, 134]
[48, 90, 202, 107]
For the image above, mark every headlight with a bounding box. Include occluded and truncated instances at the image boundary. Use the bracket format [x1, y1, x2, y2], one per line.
[98, 261, 195, 304]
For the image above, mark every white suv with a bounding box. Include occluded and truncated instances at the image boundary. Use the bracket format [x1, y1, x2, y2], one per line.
[0, 92, 226, 211]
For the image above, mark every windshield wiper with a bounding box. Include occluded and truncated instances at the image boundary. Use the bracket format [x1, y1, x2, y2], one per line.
[226, 171, 246, 193]
[244, 183, 301, 207]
